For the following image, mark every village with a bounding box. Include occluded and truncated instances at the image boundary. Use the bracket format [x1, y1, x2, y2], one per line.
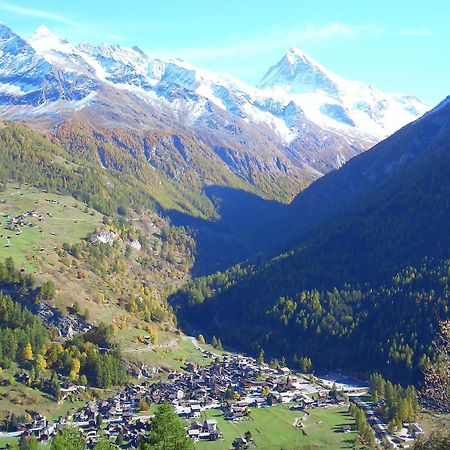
[0, 195, 423, 449]
[1, 208, 43, 248]
[0, 341, 424, 449]
[0, 199, 424, 449]
[1, 197, 66, 231]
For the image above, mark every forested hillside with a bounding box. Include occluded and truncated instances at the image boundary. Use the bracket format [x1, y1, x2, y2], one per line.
[0, 122, 197, 368]
[172, 98, 450, 383]
[176, 257, 449, 383]
[0, 259, 126, 389]
[0, 121, 218, 218]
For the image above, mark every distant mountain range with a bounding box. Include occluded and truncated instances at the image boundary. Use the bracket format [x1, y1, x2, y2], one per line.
[0, 23, 429, 202]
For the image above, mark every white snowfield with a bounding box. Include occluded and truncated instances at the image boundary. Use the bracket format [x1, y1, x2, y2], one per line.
[1, 24, 428, 149]
[258, 48, 428, 141]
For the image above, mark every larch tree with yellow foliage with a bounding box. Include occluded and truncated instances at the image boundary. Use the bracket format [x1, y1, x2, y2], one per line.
[36, 354, 47, 371]
[22, 343, 33, 362]
[69, 358, 81, 381]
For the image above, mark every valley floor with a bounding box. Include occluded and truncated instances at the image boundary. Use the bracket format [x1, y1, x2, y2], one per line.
[195, 406, 356, 450]
[0, 186, 448, 450]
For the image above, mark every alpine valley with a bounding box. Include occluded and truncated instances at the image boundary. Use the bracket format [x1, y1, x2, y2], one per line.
[0, 17, 449, 450]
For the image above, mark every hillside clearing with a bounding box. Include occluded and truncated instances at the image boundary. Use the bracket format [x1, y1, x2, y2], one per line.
[0, 184, 102, 270]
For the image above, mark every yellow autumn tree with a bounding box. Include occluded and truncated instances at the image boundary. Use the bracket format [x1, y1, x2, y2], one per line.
[22, 343, 33, 361]
[146, 324, 158, 344]
[261, 385, 271, 397]
[69, 358, 81, 381]
[36, 354, 47, 371]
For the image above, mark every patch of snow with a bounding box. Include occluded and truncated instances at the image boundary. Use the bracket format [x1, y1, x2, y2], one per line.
[71, 91, 97, 110]
[0, 82, 25, 96]
[258, 47, 429, 139]
[241, 102, 296, 143]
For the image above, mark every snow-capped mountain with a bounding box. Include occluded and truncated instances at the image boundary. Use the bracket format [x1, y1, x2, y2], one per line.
[259, 47, 427, 140]
[0, 23, 430, 201]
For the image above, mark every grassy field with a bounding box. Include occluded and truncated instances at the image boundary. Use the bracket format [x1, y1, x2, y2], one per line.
[0, 184, 135, 323]
[0, 437, 20, 449]
[119, 333, 219, 371]
[194, 406, 356, 450]
[0, 184, 102, 270]
[416, 409, 450, 436]
[0, 366, 86, 423]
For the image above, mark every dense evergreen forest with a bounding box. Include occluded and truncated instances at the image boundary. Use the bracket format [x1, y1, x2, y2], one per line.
[172, 102, 450, 384]
[175, 257, 449, 383]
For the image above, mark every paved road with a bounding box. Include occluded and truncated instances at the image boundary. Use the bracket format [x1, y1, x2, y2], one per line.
[0, 431, 22, 438]
[354, 396, 398, 449]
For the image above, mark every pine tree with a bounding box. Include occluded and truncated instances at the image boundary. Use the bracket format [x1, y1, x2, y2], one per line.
[387, 419, 397, 434]
[96, 413, 103, 429]
[140, 402, 193, 450]
[50, 428, 85, 450]
[257, 349, 265, 365]
[225, 384, 235, 400]
[299, 357, 312, 373]
[50, 371, 61, 401]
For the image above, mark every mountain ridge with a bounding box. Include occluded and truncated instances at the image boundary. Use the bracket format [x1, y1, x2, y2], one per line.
[0, 22, 429, 205]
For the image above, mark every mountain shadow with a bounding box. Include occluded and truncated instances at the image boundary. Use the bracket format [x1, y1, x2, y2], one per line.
[165, 185, 289, 276]
[170, 96, 450, 383]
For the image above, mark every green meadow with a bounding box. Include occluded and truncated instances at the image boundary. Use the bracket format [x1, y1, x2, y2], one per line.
[0, 184, 102, 270]
[194, 406, 356, 450]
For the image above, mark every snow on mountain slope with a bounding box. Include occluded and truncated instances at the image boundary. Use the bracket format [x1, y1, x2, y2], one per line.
[0, 24, 52, 101]
[259, 48, 428, 140]
[16, 24, 427, 148]
[0, 23, 431, 200]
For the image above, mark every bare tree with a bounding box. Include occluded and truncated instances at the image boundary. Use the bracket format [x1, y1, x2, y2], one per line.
[422, 320, 450, 413]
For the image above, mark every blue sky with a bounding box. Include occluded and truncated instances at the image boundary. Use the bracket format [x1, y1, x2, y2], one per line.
[0, 0, 448, 105]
